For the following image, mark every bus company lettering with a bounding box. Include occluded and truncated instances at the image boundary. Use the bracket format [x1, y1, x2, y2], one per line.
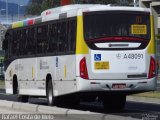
[40, 60, 49, 70]
[124, 54, 143, 59]
[1, 114, 56, 120]
[15, 64, 24, 71]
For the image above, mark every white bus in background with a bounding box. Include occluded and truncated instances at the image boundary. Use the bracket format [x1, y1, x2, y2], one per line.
[3, 4, 157, 111]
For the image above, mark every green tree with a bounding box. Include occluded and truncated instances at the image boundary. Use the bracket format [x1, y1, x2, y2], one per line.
[26, 2, 42, 15]
[73, 0, 133, 5]
[41, 0, 60, 11]
[72, 0, 117, 4]
[26, 0, 60, 15]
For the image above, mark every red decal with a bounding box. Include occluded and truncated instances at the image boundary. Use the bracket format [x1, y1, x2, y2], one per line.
[28, 19, 34, 25]
[46, 11, 51, 15]
[61, 0, 72, 6]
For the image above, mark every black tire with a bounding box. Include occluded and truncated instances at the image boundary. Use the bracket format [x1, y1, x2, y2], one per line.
[57, 96, 80, 107]
[47, 80, 56, 106]
[13, 79, 29, 103]
[17, 95, 29, 103]
[103, 95, 126, 111]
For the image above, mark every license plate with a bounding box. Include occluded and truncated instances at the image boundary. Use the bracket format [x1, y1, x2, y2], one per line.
[94, 62, 109, 70]
[112, 84, 126, 89]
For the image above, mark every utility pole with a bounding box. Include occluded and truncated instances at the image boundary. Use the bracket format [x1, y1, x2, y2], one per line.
[134, 0, 136, 7]
[6, 0, 8, 26]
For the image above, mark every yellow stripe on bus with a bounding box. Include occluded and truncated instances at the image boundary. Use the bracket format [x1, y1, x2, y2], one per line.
[64, 65, 66, 79]
[12, 21, 23, 29]
[76, 16, 89, 54]
[32, 66, 34, 78]
[147, 15, 156, 54]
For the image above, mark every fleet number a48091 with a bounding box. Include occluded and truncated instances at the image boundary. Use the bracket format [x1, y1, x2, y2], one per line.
[124, 54, 143, 59]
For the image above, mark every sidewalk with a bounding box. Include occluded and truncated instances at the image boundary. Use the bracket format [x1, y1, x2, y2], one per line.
[127, 96, 160, 104]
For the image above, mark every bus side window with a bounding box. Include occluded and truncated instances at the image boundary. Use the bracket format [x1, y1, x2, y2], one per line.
[24, 29, 29, 55]
[19, 29, 27, 56]
[3, 33, 9, 51]
[28, 28, 36, 55]
[68, 19, 76, 53]
[58, 21, 67, 53]
[23, 30, 26, 54]
[3, 31, 12, 59]
[37, 25, 48, 54]
[12, 31, 15, 56]
[12, 30, 19, 57]
[48, 23, 57, 54]
[17, 30, 21, 56]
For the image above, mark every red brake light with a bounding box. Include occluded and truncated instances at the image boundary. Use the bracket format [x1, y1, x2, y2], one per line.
[148, 57, 156, 79]
[80, 57, 89, 79]
[28, 19, 34, 25]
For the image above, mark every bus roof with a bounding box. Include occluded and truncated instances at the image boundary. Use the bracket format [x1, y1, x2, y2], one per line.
[11, 4, 151, 29]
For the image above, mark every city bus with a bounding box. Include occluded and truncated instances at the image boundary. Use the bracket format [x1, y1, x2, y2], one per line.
[3, 4, 156, 110]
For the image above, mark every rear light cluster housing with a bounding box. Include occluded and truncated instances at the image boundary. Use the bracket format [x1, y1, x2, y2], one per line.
[148, 56, 156, 79]
[79, 56, 156, 79]
[80, 57, 89, 79]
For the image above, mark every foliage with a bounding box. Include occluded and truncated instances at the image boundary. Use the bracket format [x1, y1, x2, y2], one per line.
[0, 80, 4, 85]
[26, 2, 42, 15]
[73, 0, 133, 5]
[133, 91, 160, 99]
[26, 0, 60, 15]
[41, 0, 60, 12]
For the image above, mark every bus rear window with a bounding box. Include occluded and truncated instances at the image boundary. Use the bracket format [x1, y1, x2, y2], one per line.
[83, 11, 151, 41]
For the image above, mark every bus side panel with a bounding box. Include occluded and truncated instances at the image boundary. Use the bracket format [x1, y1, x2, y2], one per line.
[53, 55, 77, 97]
[5, 55, 77, 96]
[147, 15, 156, 55]
[5, 60, 19, 94]
[19, 58, 35, 95]
[18, 58, 46, 96]
[20, 56, 56, 96]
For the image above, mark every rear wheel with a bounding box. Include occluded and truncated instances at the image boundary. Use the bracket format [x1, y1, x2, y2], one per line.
[17, 95, 29, 103]
[102, 95, 126, 111]
[47, 80, 56, 106]
[57, 96, 80, 107]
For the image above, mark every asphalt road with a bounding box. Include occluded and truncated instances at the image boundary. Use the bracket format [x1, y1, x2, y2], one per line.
[157, 81, 160, 91]
[0, 81, 159, 120]
[0, 91, 160, 120]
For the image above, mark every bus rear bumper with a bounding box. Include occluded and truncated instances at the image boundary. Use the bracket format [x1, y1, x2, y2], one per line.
[77, 77, 157, 93]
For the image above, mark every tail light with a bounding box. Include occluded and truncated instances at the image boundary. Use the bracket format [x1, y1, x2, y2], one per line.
[80, 57, 89, 79]
[148, 57, 156, 79]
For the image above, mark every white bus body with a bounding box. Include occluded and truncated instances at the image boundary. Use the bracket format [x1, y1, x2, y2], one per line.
[4, 4, 156, 110]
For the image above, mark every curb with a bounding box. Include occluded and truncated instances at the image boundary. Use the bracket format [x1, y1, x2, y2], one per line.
[12, 102, 39, 112]
[0, 100, 140, 120]
[38, 106, 68, 115]
[0, 100, 13, 108]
